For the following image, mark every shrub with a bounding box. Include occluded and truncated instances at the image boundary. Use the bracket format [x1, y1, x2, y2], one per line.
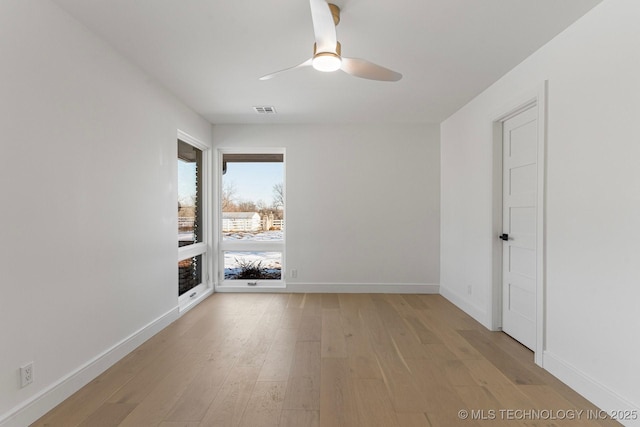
[234, 258, 267, 279]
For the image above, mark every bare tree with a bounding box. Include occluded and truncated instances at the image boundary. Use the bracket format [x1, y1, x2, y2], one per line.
[256, 200, 269, 216]
[272, 183, 284, 209]
[222, 182, 237, 211]
[236, 200, 258, 212]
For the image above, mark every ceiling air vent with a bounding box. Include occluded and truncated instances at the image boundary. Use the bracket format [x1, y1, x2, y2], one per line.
[253, 106, 277, 114]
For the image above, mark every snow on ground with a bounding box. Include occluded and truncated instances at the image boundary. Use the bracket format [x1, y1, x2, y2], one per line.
[223, 230, 283, 241]
[223, 230, 283, 279]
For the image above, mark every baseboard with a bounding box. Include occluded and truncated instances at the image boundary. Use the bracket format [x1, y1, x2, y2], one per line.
[215, 282, 439, 294]
[543, 351, 640, 427]
[179, 287, 213, 316]
[0, 306, 180, 427]
[439, 286, 490, 329]
[291, 282, 439, 293]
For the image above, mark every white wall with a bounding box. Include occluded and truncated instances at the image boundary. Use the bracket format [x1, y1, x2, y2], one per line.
[213, 124, 440, 292]
[441, 0, 640, 421]
[0, 1, 211, 425]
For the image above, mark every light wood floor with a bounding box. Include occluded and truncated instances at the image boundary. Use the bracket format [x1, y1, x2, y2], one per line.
[33, 293, 620, 427]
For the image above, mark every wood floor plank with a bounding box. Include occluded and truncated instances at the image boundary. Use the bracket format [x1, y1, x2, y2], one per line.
[340, 312, 382, 379]
[302, 293, 322, 315]
[279, 305, 303, 330]
[338, 293, 375, 312]
[359, 308, 395, 350]
[395, 412, 432, 427]
[457, 330, 546, 385]
[34, 293, 619, 427]
[421, 342, 459, 360]
[440, 359, 479, 386]
[404, 315, 443, 345]
[234, 298, 287, 368]
[483, 382, 536, 410]
[283, 341, 321, 410]
[164, 353, 235, 422]
[319, 358, 359, 427]
[415, 311, 483, 360]
[462, 358, 514, 387]
[31, 360, 140, 426]
[197, 366, 261, 427]
[158, 421, 200, 427]
[76, 402, 136, 427]
[297, 312, 322, 342]
[117, 352, 210, 427]
[406, 357, 469, 414]
[383, 294, 419, 318]
[106, 337, 201, 405]
[321, 309, 347, 358]
[280, 410, 319, 427]
[517, 385, 608, 427]
[354, 378, 400, 427]
[401, 294, 430, 311]
[440, 331, 485, 360]
[287, 293, 306, 308]
[257, 328, 298, 382]
[455, 385, 526, 427]
[374, 350, 429, 413]
[321, 293, 340, 309]
[371, 294, 411, 331]
[238, 381, 286, 427]
[32, 329, 181, 426]
[387, 325, 431, 360]
[158, 422, 200, 427]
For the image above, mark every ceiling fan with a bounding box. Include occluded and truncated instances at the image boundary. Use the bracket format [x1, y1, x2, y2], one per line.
[259, 0, 402, 82]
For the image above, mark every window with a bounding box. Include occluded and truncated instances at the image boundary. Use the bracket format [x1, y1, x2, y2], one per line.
[178, 141, 202, 248]
[218, 150, 285, 288]
[178, 134, 209, 305]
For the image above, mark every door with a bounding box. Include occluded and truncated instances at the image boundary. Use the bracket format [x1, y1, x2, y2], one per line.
[501, 106, 537, 350]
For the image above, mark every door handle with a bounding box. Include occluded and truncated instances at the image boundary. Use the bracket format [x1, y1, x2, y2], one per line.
[499, 233, 509, 241]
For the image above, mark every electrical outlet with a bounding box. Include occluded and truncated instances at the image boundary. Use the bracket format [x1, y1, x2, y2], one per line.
[291, 269, 298, 278]
[20, 363, 33, 388]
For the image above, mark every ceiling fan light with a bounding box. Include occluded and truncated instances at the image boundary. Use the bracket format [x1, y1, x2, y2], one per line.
[312, 53, 342, 72]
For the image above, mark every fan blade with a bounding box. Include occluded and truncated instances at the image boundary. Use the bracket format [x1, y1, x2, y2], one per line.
[259, 58, 313, 80]
[309, 0, 337, 53]
[341, 57, 402, 82]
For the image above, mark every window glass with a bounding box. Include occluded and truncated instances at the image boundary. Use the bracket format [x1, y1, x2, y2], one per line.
[222, 156, 284, 242]
[224, 251, 282, 280]
[178, 141, 203, 247]
[178, 255, 202, 296]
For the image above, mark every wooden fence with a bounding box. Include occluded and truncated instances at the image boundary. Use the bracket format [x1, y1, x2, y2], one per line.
[179, 217, 284, 232]
[222, 218, 284, 232]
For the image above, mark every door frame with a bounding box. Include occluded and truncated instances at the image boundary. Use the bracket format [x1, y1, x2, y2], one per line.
[490, 81, 547, 366]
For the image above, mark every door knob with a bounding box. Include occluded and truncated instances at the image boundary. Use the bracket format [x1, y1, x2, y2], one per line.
[499, 233, 509, 241]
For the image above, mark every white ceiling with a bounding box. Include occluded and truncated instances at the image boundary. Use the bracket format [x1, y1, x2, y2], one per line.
[52, 0, 602, 125]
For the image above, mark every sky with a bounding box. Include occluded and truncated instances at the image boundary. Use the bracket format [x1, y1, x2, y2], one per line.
[224, 162, 283, 205]
[178, 159, 196, 206]
[178, 160, 283, 207]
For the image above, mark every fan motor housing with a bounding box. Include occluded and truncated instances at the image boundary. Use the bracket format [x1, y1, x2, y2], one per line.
[313, 41, 341, 57]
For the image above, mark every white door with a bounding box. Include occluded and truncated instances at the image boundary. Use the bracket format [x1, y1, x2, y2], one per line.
[501, 106, 538, 350]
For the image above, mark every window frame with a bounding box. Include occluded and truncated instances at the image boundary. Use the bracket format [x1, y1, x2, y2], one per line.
[177, 130, 212, 311]
[215, 147, 286, 290]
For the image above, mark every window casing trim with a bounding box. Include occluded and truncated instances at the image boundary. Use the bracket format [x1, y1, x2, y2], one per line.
[177, 130, 212, 310]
